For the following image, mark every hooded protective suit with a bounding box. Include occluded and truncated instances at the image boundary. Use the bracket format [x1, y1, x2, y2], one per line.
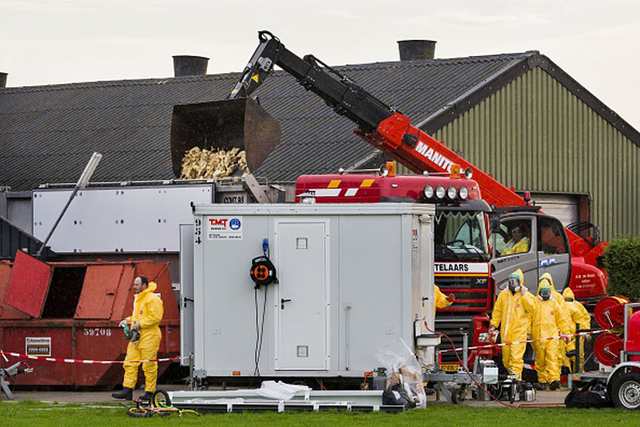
[540, 273, 567, 310]
[539, 272, 570, 368]
[530, 275, 572, 385]
[490, 269, 535, 379]
[122, 281, 164, 393]
[538, 273, 568, 312]
[560, 288, 592, 371]
[435, 285, 453, 309]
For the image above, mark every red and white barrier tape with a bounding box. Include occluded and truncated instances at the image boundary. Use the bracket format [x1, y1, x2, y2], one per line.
[435, 328, 609, 354]
[0, 350, 183, 364]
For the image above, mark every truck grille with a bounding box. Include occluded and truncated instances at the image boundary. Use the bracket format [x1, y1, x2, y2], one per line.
[436, 276, 485, 289]
[435, 276, 491, 311]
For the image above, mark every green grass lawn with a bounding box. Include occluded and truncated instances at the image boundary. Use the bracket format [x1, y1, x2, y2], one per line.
[0, 400, 637, 427]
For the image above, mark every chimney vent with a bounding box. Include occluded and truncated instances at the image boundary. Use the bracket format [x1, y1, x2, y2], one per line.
[0, 72, 7, 88]
[173, 55, 209, 77]
[397, 40, 437, 61]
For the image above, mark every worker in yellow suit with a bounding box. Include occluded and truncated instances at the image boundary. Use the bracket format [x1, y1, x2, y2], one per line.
[489, 269, 535, 380]
[501, 224, 530, 255]
[530, 275, 571, 391]
[539, 272, 568, 311]
[561, 287, 591, 372]
[539, 272, 570, 370]
[112, 276, 164, 401]
[435, 285, 455, 309]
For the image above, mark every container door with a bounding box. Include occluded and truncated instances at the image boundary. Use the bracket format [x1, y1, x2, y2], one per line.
[74, 265, 123, 319]
[180, 224, 195, 365]
[0, 264, 31, 319]
[3, 250, 52, 318]
[275, 220, 328, 370]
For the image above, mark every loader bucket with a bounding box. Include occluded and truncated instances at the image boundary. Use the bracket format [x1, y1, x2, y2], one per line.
[170, 97, 281, 176]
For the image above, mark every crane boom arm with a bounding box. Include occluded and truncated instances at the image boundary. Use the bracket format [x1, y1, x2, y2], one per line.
[231, 31, 525, 207]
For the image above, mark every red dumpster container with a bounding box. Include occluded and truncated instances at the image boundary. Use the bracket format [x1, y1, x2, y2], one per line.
[0, 250, 180, 389]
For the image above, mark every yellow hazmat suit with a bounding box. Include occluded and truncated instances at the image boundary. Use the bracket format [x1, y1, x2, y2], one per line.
[539, 272, 570, 369]
[540, 272, 568, 312]
[122, 281, 164, 393]
[501, 237, 530, 255]
[561, 288, 591, 371]
[530, 276, 571, 385]
[435, 285, 453, 309]
[490, 269, 535, 379]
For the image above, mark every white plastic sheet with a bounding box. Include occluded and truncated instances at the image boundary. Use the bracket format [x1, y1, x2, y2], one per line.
[254, 380, 311, 400]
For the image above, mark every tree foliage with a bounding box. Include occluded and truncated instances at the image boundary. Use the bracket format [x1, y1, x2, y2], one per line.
[603, 236, 640, 301]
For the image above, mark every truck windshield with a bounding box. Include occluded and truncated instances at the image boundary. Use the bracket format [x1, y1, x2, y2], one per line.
[434, 210, 490, 262]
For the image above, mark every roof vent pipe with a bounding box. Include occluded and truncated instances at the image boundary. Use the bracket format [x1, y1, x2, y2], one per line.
[172, 55, 209, 77]
[397, 40, 437, 60]
[0, 72, 7, 88]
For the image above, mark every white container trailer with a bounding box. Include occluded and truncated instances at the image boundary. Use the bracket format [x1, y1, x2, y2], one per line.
[183, 203, 437, 382]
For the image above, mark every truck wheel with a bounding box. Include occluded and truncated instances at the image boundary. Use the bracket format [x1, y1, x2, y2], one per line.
[451, 388, 466, 404]
[611, 372, 640, 410]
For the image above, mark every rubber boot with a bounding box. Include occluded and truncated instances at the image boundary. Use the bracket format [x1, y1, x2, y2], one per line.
[139, 391, 155, 401]
[111, 387, 133, 400]
[549, 381, 560, 391]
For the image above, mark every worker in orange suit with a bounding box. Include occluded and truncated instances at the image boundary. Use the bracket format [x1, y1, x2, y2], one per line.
[530, 275, 572, 391]
[489, 269, 535, 380]
[435, 285, 455, 309]
[112, 275, 164, 401]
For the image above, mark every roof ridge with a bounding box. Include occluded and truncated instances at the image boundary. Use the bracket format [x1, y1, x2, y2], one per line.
[0, 73, 237, 93]
[336, 52, 533, 70]
[1, 52, 537, 92]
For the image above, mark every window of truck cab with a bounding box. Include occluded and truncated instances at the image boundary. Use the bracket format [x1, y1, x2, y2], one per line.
[434, 210, 490, 262]
[537, 216, 568, 255]
[494, 219, 533, 257]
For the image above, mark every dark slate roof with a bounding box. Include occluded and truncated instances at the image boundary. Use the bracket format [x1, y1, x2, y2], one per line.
[1, 51, 638, 191]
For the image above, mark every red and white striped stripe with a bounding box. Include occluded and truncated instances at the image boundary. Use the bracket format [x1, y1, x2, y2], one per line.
[0, 350, 182, 364]
[434, 327, 608, 354]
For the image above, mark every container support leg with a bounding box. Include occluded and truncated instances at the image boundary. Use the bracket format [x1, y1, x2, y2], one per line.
[0, 375, 14, 400]
[189, 353, 195, 391]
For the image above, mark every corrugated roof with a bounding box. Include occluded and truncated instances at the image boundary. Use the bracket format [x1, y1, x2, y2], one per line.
[1, 51, 636, 190]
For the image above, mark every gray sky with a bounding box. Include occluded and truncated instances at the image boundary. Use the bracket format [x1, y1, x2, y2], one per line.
[2, 0, 639, 130]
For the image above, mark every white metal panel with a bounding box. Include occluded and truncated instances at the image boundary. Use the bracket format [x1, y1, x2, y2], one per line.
[530, 193, 580, 226]
[194, 213, 271, 378]
[33, 185, 213, 253]
[275, 220, 329, 370]
[180, 224, 195, 364]
[337, 214, 407, 372]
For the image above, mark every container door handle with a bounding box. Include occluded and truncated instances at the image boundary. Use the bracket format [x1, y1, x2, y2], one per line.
[183, 297, 194, 308]
[280, 298, 291, 309]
